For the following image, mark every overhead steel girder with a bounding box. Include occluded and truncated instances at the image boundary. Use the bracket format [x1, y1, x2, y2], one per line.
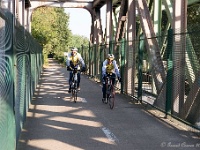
[93, 0, 121, 8]
[112, 0, 122, 8]
[92, 8, 104, 44]
[93, 0, 106, 8]
[38, 0, 93, 2]
[29, 1, 93, 14]
[25, 0, 31, 8]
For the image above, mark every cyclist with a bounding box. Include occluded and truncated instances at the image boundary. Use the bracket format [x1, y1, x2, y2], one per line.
[66, 47, 86, 93]
[102, 54, 121, 103]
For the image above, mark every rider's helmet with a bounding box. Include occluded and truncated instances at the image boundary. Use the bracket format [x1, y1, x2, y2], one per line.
[71, 47, 78, 51]
[107, 54, 115, 60]
[71, 47, 78, 55]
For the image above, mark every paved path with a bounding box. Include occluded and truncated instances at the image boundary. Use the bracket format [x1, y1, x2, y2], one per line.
[17, 58, 200, 150]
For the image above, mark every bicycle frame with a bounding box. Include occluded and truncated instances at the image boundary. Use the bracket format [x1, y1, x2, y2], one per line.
[105, 74, 115, 109]
[71, 69, 78, 103]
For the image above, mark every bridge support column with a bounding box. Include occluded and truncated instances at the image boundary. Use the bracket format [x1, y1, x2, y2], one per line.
[91, 8, 104, 80]
[105, 0, 113, 55]
[172, 0, 187, 115]
[16, 0, 24, 26]
[126, 0, 136, 96]
[24, 9, 30, 31]
[1, 0, 15, 13]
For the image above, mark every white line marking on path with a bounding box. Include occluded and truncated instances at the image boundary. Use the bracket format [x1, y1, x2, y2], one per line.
[102, 127, 119, 143]
[80, 98, 87, 103]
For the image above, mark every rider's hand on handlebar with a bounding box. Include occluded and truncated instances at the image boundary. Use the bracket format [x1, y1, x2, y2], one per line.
[81, 67, 86, 72]
[67, 66, 72, 71]
[102, 74, 106, 79]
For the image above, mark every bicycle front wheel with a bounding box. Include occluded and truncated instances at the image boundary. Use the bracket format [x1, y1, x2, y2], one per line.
[108, 92, 115, 109]
[74, 90, 77, 103]
[72, 89, 77, 103]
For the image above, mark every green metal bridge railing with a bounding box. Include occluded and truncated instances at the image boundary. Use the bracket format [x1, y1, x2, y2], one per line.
[0, 8, 43, 150]
[81, 26, 200, 136]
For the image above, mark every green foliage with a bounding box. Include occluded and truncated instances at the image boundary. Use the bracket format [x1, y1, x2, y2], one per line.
[188, 4, 200, 25]
[187, 4, 200, 64]
[69, 34, 89, 51]
[31, 7, 70, 65]
[31, 6, 89, 66]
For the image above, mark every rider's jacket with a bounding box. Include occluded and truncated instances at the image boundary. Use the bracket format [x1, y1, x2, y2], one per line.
[102, 59, 120, 77]
[66, 52, 85, 70]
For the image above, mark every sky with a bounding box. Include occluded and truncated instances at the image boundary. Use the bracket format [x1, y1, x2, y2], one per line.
[64, 6, 106, 39]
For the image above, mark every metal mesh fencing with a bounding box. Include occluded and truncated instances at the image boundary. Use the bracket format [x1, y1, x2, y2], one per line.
[83, 27, 200, 135]
[0, 9, 43, 150]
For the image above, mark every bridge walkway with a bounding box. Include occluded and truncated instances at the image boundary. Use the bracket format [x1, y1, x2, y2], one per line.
[17, 58, 200, 150]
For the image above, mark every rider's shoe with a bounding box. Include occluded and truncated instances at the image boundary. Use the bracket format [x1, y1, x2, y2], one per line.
[105, 98, 108, 104]
[68, 88, 71, 93]
[102, 98, 107, 103]
[77, 86, 80, 91]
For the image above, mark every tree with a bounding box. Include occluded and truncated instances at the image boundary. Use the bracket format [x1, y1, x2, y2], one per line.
[69, 34, 89, 50]
[31, 6, 90, 65]
[31, 7, 71, 65]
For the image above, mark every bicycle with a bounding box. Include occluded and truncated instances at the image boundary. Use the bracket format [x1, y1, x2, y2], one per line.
[71, 68, 79, 103]
[102, 73, 115, 109]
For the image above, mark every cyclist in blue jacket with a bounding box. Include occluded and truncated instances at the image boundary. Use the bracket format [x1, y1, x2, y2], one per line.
[102, 54, 121, 103]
